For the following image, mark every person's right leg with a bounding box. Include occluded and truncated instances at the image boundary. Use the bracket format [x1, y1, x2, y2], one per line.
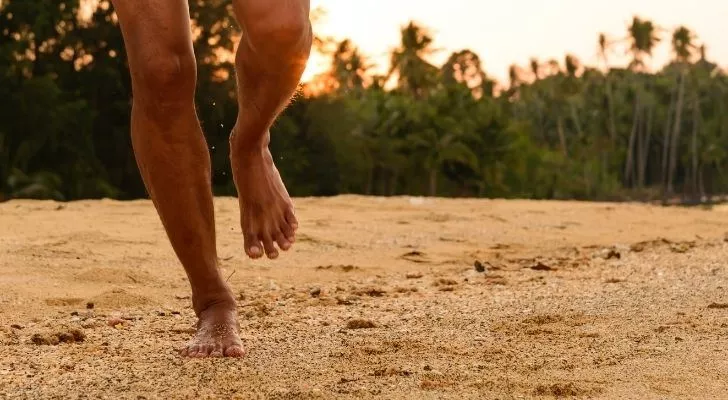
[111, 0, 244, 358]
[229, 0, 312, 260]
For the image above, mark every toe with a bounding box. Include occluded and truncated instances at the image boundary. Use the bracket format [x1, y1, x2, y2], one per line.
[285, 208, 299, 231]
[275, 233, 292, 251]
[185, 345, 200, 358]
[244, 232, 263, 259]
[280, 223, 295, 243]
[262, 234, 278, 259]
[189, 346, 204, 358]
[225, 344, 246, 358]
[194, 344, 213, 358]
[210, 344, 224, 358]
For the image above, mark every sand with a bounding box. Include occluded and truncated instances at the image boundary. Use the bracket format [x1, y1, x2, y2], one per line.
[0, 196, 727, 399]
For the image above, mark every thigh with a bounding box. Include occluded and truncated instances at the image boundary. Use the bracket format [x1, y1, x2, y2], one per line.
[110, 0, 195, 77]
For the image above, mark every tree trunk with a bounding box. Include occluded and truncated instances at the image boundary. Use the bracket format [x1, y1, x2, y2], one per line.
[534, 102, 547, 143]
[584, 163, 592, 198]
[389, 169, 399, 196]
[569, 101, 583, 138]
[605, 77, 618, 144]
[365, 166, 374, 195]
[624, 95, 641, 186]
[667, 70, 687, 196]
[661, 85, 676, 197]
[638, 106, 654, 188]
[378, 168, 388, 196]
[429, 169, 438, 197]
[557, 117, 568, 158]
[0, 133, 7, 196]
[691, 96, 700, 200]
[699, 164, 706, 201]
[636, 107, 644, 185]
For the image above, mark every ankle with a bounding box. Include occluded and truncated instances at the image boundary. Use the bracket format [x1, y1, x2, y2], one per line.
[230, 126, 269, 154]
[231, 132, 275, 168]
[192, 290, 236, 316]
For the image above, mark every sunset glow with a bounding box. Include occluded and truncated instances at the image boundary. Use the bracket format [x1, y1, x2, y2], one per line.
[304, 0, 728, 84]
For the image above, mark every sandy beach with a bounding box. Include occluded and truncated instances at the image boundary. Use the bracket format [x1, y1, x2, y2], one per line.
[1, 196, 727, 399]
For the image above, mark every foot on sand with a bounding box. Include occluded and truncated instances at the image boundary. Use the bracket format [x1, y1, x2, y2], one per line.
[181, 303, 245, 358]
[231, 138, 298, 260]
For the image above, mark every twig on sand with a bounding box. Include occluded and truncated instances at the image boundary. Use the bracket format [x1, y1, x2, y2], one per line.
[226, 269, 237, 283]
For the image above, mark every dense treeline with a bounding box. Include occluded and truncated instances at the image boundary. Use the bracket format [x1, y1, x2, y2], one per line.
[1, 1, 727, 202]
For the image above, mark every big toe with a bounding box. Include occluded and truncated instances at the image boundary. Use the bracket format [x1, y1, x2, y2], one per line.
[247, 245, 263, 259]
[224, 344, 246, 358]
[244, 233, 264, 259]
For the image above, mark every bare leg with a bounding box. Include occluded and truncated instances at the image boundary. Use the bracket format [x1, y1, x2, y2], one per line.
[230, 0, 313, 259]
[111, 0, 243, 358]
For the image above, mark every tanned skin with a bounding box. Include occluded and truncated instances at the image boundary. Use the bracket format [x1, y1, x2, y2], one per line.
[110, 0, 312, 358]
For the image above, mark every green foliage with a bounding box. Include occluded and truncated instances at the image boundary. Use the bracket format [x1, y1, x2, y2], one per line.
[1, 3, 727, 202]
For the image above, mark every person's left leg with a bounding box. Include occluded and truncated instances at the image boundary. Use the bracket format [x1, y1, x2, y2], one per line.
[229, 0, 313, 260]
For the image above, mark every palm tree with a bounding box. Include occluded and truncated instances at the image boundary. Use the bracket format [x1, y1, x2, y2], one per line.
[627, 16, 661, 70]
[353, 89, 408, 195]
[564, 54, 579, 77]
[598, 33, 609, 69]
[563, 54, 584, 140]
[625, 16, 660, 187]
[666, 26, 696, 195]
[598, 33, 618, 143]
[330, 39, 369, 93]
[672, 26, 696, 63]
[508, 64, 523, 90]
[530, 58, 541, 81]
[406, 88, 479, 196]
[636, 93, 655, 188]
[409, 126, 479, 196]
[389, 21, 438, 97]
[441, 49, 488, 97]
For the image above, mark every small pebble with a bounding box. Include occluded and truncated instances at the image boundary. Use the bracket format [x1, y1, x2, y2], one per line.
[107, 317, 126, 328]
[474, 261, 486, 273]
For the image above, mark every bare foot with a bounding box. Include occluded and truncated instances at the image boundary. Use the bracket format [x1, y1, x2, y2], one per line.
[180, 303, 245, 358]
[231, 138, 298, 260]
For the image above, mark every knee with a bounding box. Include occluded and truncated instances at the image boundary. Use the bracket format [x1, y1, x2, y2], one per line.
[132, 48, 196, 107]
[242, 3, 312, 56]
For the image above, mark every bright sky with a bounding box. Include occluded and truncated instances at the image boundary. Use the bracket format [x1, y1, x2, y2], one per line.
[304, 0, 728, 84]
